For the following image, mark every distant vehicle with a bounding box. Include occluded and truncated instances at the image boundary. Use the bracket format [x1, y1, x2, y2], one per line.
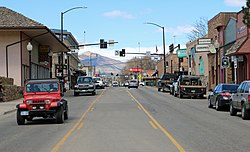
[128, 79, 139, 89]
[16, 79, 68, 125]
[230, 80, 250, 120]
[74, 76, 96, 96]
[139, 81, 145, 86]
[112, 81, 119, 87]
[208, 83, 239, 110]
[157, 73, 178, 92]
[124, 81, 129, 87]
[93, 77, 105, 89]
[175, 75, 206, 98]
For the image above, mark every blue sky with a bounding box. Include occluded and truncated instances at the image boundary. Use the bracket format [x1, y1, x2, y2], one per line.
[0, 0, 246, 61]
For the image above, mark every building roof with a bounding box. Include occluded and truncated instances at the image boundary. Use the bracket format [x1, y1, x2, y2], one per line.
[0, 7, 70, 53]
[0, 7, 44, 27]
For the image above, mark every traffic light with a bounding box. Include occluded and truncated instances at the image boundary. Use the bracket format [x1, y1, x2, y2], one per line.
[120, 49, 125, 57]
[177, 44, 180, 49]
[221, 56, 229, 68]
[100, 39, 107, 49]
[169, 43, 174, 52]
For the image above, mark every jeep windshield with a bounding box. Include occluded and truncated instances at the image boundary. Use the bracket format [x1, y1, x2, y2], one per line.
[26, 82, 59, 93]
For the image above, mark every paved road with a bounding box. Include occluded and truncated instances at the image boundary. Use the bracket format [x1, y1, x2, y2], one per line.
[1, 86, 250, 152]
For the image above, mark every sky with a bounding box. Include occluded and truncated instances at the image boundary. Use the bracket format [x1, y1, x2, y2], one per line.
[0, 0, 246, 62]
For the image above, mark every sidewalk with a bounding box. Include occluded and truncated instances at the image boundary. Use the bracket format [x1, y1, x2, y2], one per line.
[0, 98, 23, 116]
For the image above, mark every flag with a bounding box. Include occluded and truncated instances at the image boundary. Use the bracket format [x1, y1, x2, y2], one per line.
[156, 45, 158, 53]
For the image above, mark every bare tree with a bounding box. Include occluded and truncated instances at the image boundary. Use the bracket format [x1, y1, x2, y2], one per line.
[186, 17, 208, 41]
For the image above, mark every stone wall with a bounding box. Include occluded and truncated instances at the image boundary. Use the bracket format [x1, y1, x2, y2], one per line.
[0, 76, 23, 102]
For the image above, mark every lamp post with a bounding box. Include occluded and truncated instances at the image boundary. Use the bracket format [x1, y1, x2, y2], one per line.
[145, 22, 166, 75]
[27, 42, 33, 79]
[60, 6, 87, 85]
[214, 39, 219, 85]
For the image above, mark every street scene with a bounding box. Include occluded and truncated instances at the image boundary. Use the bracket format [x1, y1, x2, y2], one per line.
[1, 0, 250, 152]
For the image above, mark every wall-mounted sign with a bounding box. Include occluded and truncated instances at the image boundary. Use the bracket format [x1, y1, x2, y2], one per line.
[196, 44, 210, 52]
[198, 38, 212, 45]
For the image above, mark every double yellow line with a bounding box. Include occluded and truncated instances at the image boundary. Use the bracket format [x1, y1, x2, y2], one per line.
[128, 90, 186, 152]
[51, 90, 105, 152]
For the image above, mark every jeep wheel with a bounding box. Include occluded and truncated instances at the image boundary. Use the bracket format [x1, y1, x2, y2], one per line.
[64, 105, 69, 120]
[17, 110, 25, 125]
[241, 104, 250, 120]
[229, 103, 237, 116]
[56, 107, 64, 124]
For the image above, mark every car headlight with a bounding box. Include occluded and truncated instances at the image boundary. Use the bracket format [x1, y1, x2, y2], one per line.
[89, 84, 94, 87]
[74, 85, 79, 88]
[45, 99, 51, 104]
[26, 100, 32, 105]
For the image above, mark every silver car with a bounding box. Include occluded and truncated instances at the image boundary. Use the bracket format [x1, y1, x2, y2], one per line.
[128, 79, 138, 89]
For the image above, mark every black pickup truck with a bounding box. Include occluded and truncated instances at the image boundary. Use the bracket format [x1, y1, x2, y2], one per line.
[157, 73, 178, 92]
[175, 75, 206, 98]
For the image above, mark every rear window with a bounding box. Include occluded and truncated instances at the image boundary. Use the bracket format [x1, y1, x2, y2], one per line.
[222, 84, 239, 91]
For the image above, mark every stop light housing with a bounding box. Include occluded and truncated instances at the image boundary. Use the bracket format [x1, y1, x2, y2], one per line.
[221, 56, 229, 68]
[120, 49, 125, 57]
[100, 39, 107, 49]
[169, 43, 174, 52]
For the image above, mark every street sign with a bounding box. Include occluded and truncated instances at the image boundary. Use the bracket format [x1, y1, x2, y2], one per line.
[146, 51, 150, 56]
[177, 49, 187, 58]
[198, 38, 212, 44]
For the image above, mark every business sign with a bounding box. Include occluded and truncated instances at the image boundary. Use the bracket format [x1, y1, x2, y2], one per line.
[196, 44, 210, 52]
[177, 49, 187, 58]
[198, 38, 212, 45]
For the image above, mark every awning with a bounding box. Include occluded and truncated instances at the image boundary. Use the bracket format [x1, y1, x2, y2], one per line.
[226, 36, 248, 56]
[0, 27, 70, 53]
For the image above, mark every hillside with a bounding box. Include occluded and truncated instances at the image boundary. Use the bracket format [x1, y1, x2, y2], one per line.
[78, 51, 125, 75]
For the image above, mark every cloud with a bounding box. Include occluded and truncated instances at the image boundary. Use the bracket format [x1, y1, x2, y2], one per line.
[165, 25, 195, 37]
[103, 10, 135, 19]
[224, 0, 245, 7]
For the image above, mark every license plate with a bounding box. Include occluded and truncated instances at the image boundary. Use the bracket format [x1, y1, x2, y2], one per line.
[191, 90, 195, 93]
[20, 111, 29, 116]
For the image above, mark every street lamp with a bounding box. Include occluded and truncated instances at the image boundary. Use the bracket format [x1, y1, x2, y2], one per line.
[60, 6, 87, 85]
[214, 39, 219, 85]
[27, 42, 33, 79]
[145, 22, 166, 75]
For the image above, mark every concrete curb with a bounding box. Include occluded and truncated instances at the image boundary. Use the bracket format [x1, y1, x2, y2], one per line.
[3, 108, 16, 115]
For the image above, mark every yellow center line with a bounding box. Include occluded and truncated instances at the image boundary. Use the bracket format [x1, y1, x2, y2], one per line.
[127, 90, 186, 152]
[77, 122, 84, 130]
[51, 90, 105, 152]
[137, 106, 142, 111]
[149, 121, 158, 129]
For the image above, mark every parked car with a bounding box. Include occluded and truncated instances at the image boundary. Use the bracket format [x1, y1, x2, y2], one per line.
[124, 81, 129, 87]
[16, 79, 68, 125]
[74, 76, 96, 96]
[208, 83, 239, 110]
[230, 80, 250, 120]
[128, 79, 139, 89]
[93, 77, 105, 89]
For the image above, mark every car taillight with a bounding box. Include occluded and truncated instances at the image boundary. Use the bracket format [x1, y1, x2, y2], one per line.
[248, 95, 250, 103]
[221, 92, 231, 97]
[180, 87, 185, 90]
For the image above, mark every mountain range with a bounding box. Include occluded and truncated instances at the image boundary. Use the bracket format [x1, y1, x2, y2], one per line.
[78, 51, 125, 75]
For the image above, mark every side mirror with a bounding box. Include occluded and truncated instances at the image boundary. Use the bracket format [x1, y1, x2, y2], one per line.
[209, 88, 213, 92]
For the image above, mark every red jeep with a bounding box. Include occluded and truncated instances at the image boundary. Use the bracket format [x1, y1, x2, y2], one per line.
[16, 79, 68, 125]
